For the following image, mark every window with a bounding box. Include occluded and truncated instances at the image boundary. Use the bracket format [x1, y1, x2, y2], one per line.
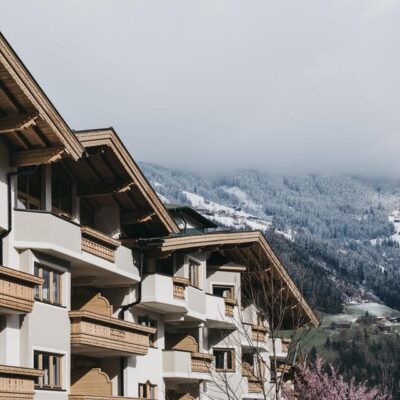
[139, 381, 157, 399]
[212, 285, 234, 299]
[80, 198, 96, 227]
[189, 260, 201, 288]
[17, 166, 42, 210]
[213, 349, 235, 372]
[34, 351, 62, 389]
[52, 163, 73, 218]
[138, 316, 157, 347]
[34, 265, 62, 305]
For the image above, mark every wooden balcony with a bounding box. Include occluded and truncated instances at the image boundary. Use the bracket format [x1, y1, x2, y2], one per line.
[248, 378, 263, 393]
[251, 325, 268, 342]
[172, 276, 190, 299]
[70, 311, 155, 357]
[0, 266, 43, 314]
[224, 297, 236, 317]
[191, 352, 214, 373]
[70, 367, 145, 399]
[81, 226, 120, 262]
[71, 290, 156, 357]
[0, 365, 43, 399]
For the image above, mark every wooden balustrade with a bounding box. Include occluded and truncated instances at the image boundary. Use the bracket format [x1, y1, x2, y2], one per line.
[248, 378, 263, 393]
[172, 276, 190, 300]
[0, 266, 43, 314]
[81, 226, 120, 262]
[70, 310, 156, 356]
[251, 325, 268, 342]
[0, 365, 43, 399]
[191, 352, 214, 373]
[224, 297, 236, 317]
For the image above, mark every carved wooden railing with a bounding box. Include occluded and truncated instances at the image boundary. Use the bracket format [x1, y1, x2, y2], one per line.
[251, 325, 268, 342]
[248, 378, 263, 393]
[191, 352, 214, 373]
[0, 266, 43, 314]
[69, 310, 156, 356]
[81, 226, 120, 262]
[172, 276, 190, 299]
[0, 365, 43, 399]
[224, 297, 236, 317]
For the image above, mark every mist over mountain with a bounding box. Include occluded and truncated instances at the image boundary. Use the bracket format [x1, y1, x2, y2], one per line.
[141, 162, 400, 314]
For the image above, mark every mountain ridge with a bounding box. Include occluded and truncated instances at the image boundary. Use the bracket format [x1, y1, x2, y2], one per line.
[140, 162, 400, 314]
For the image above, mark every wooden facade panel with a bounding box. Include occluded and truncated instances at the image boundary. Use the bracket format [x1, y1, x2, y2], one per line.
[0, 266, 43, 314]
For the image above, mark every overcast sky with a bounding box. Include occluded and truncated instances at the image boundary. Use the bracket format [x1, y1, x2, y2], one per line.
[1, 0, 399, 176]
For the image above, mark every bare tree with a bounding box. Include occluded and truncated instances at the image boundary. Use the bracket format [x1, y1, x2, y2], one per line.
[204, 245, 318, 400]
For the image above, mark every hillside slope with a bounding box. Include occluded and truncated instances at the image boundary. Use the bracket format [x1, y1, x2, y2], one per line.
[141, 162, 400, 313]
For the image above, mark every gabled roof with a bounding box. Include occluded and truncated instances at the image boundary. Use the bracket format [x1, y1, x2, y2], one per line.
[166, 205, 218, 231]
[128, 230, 319, 328]
[0, 33, 83, 163]
[73, 128, 180, 237]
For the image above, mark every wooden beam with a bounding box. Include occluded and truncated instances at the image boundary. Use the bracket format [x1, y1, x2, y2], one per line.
[0, 112, 39, 134]
[121, 211, 156, 225]
[11, 146, 64, 167]
[78, 181, 133, 198]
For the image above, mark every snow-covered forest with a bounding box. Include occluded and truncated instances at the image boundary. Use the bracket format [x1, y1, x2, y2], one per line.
[141, 162, 400, 313]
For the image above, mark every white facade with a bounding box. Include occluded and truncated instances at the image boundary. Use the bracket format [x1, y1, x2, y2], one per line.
[0, 33, 313, 400]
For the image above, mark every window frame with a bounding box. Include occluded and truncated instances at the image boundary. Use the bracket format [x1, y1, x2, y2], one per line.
[139, 381, 157, 399]
[212, 284, 235, 300]
[51, 163, 73, 219]
[213, 348, 236, 372]
[34, 264, 63, 306]
[188, 258, 201, 289]
[34, 351, 63, 390]
[16, 166, 43, 211]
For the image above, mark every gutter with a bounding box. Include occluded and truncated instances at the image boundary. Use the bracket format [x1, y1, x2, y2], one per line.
[0, 166, 38, 265]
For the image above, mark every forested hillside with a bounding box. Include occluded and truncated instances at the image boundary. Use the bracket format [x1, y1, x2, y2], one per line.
[141, 162, 400, 313]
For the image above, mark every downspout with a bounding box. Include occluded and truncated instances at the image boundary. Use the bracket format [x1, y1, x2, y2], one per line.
[0, 166, 38, 265]
[118, 250, 145, 396]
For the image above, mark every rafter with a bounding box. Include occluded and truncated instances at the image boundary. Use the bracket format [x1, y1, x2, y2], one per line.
[10, 146, 64, 167]
[78, 181, 133, 198]
[0, 112, 39, 134]
[121, 211, 156, 225]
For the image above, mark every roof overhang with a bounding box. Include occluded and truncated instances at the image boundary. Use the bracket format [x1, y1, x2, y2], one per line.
[74, 128, 180, 236]
[0, 33, 83, 163]
[127, 230, 319, 328]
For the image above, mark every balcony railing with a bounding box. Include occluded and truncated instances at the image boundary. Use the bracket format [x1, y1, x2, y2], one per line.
[0, 266, 43, 314]
[70, 310, 156, 356]
[248, 378, 263, 393]
[251, 325, 268, 342]
[81, 226, 120, 262]
[224, 297, 236, 317]
[191, 352, 214, 373]
[172, 276, 190, 299]
[0, 365, 43, 399]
